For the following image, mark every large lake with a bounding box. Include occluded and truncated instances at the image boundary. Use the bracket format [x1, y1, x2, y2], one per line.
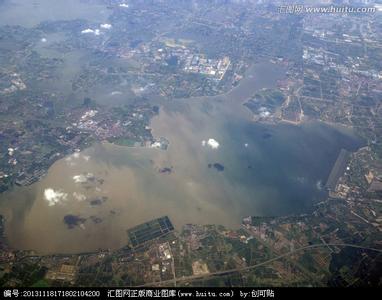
[0, 62, 364, 254]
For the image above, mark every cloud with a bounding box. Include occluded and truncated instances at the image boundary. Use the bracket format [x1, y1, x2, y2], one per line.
[73, 192, 87, 201]
[202, 138, 220, 149]
[81, 28, 101, 36]
[73, 174, 87, 184]
[119, 3, 129, 8]
[100, 23, 112, 30]
[81, 28, 95, 34]
[151, 141, 162, 148]
[73, 172, 95, 184]
[203, 138, 220, 149]
[208, 139, 220, 149]
[44, 188, 68, 206]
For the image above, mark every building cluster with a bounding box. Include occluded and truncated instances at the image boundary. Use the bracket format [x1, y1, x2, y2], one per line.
[118, 39, 231, 81]
[184, 55, 230, 80]
[0, 72, 26, 95]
